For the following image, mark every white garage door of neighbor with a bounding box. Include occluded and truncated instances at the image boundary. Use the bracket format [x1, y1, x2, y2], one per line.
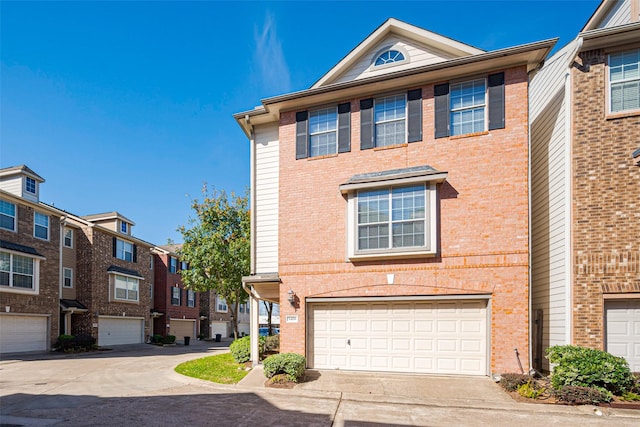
[309, 300, 488, 375]
[0, 315, 48, 353]
[170, 319, 196, 340]
[606, 299, 640, 372]
[98, 317, 144, 346]
[211, 321, 228, 337]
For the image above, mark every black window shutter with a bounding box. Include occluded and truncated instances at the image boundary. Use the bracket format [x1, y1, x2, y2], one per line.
[407, 89, 422, 143]
[295, 111, 308, 159]
[434, 83, 450, 139]
[337, 102, 351, 153]
[360, 98, 374, 150]
[488, 72, 505, 130]
[133, 245, 137, 263]
[112, 237, 117, 257]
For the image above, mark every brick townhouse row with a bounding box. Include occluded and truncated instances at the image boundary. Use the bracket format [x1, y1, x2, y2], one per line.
[0, 165, 247, 354]
[239, 0, 640, 377]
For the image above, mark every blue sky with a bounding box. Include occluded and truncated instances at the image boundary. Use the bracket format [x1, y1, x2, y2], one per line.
[1, 0, 600, 245]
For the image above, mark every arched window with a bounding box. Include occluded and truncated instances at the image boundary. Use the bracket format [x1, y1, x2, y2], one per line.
[374, 50, 405, 66]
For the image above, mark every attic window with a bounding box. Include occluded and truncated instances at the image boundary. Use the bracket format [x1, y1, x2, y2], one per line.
[375, 50, 405, 67]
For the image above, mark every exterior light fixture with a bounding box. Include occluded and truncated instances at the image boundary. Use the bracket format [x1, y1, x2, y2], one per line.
[287, 289, 296, 306]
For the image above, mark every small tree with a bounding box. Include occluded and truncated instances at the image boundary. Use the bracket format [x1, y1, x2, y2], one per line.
[263, 301, 274, 336]
[177, 185, 250, 339]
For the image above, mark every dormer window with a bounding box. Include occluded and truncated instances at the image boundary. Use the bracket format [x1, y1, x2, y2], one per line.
[121, 221, 128, 234]
[25, 177, 36, 194]
[374, 50, 405, 66]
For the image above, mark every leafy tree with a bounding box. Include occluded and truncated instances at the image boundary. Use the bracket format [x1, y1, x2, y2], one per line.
[263, 301, 274, 336]
[177, 185, 250, 339]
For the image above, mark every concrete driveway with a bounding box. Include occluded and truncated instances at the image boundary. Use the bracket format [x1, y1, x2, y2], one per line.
[1, 340, 639, 426]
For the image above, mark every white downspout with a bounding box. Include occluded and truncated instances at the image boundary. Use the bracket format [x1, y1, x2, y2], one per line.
[59, 215, 67, 334]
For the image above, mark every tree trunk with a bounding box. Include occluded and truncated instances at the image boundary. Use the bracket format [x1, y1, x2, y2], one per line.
[263, 301, 274, 336]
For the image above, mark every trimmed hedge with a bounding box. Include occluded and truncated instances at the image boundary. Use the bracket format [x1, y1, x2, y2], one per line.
[54, 334, 96, 351]
[546, 345, 634, 395]
[263, 353, 306, 382]
[230, 336, 251, 363]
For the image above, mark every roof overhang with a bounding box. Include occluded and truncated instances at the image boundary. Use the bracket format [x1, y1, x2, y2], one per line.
[339, 165, 448, 194]
[579, 22, 640, 51]
[234, 38, 557, 138]
[242, 274, 281, 303]
[60, 299, 89, 313]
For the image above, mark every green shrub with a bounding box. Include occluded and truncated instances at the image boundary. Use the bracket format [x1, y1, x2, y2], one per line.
[263, 353, 306, 382]
[264, 334, 280, 352]
[151, 334, 163, 344]
[517, 380, 546, 399]
[73, 334, 96, 350]
[54, 335, 75, 351]
[552, 386, 611, 405]
[499, 373, 530, 392]
[54, 334, 96, 352]
[230, 336, 251, 363]
[620, 391, 640, 401]
[161, 335, 176, 344]
[546, 345, 634, 395]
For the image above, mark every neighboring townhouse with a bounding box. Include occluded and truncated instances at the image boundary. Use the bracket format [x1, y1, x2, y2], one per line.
[0, 165, 62, 353]
[531, 0, 640, 371]
[152, 245, 200, 342]
[237, 19, 555, 376]
[66, 212, 155, 346]
[199, 290, 250, 338]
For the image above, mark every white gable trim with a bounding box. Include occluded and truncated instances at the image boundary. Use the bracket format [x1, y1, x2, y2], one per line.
[312, 18, 484, 88]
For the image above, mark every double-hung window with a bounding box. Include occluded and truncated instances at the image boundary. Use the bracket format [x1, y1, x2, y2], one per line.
[171, 286, 181, 305]
[450, 79, 486, 136]
[374, 95, 406, 147]
[187, 289, 195, 307]
[64, 228, 73, 248]
[309, 107, 337, 157]
[0, 200, 16, 231]
[216, 296, 228, 312]
[63, 267, 73, 288]
[609, 48, 640, 113]
[1, 250, 37, 292]
[34, 212, 49, 240]
[169, 257, 177, 273]
[342, 165, 446, 260]
[114, 274, 139, 302]
[116, 239, 133, 262]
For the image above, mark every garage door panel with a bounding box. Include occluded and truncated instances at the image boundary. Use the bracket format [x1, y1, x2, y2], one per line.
[0, 315, 48, 353]
[606, 300, 640, 372]
[98, 318, 143, 346]
[309, 300, 488, 375]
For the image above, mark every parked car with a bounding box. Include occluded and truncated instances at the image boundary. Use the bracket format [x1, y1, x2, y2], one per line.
[259, 327, 280, 336]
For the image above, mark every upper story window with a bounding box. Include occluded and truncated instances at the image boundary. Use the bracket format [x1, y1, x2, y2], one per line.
[239, 303, 245, 313]
[374, 94, 406, 147]
[34, 212, 49, 240]
[0, 250, 38, 293]
[116, 239, 133, 262]
[149, 255, 154, 270]
[309, 107, 337, 157]
[120, 221, 128, 234]
[187, 289, 195, 307]
[435, 72, 504, 138]
[63, 267, 73, 288]
[374, 49, 405, 66]
[171, 286, 181, 305]
[341, 165, 446, 261]
[25, 177, 36, 194]
[180, 261, 188, 270]
[63, 228, 73, 248]
[450, 79, 486, 136]
[0, 200, 16, 232]
[609, 48, 640, 113]
[360, 89, 422, 149]
[169, 256, 177, 273]
[216, 295, 228, 313]
[114, 274, 139, 302]
[295, 103, 351, 160]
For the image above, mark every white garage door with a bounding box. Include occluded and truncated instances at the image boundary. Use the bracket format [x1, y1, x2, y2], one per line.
[308, 299, 488, 375]
[0, 315, 48, 353]
[98, 317, 144, 346]
[170, 319, 196, 340]
[606, 300, 640, 372]
[210, 321, 228, 337]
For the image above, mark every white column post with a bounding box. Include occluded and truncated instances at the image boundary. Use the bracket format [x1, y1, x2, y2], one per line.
[250, 292, 260, 365]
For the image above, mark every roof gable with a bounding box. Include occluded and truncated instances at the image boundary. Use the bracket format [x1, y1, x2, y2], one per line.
[583, 0, 639, 31]
[312, 18, 484, 88]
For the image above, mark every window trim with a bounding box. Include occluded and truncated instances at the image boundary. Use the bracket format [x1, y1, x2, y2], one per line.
[342, 172, 445, 261]
[370, 45, 409, 70]
[25, 177, 37, 195]
[215, 295, 228, 313]
[33, 212, 50, 241]
[607, 48, 640, 115]
[308, 106, 338, 157]
[169, 257, 177, 274]
[115, 239, 134, 262]
[187, 289, 195, 307]
[0, 200, 17, 232]
[373, 93, 407, 148]
[63, 267, 73, 288]
[63, 228, 73, 248]
[120, 221, 128, 234]
[112, 273, 140, 303]
[0, 250, 40, 295]
[449, 78, 487, 136]
[171, 286, 181, 306]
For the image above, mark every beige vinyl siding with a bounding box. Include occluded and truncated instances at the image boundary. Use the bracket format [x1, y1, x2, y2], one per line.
[334, 35, 457, 84]
[598, 0, 631, 28]
[0, 176, 23, 199]
[255, 123, 279, 273]
[530, 41, 576, 371]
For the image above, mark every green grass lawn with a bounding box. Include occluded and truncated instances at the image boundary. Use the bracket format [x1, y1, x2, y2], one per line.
[175, 353, 249, 384]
